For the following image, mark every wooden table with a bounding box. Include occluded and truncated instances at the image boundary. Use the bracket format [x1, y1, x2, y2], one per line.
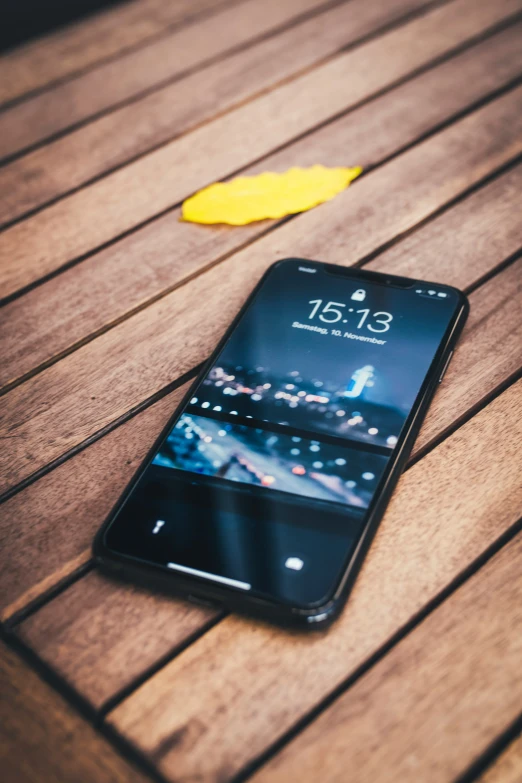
[1, 0, 522, 780]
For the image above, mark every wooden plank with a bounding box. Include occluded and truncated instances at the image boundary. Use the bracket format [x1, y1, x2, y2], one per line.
[0, 641, 149, 783]
[0, 0, 428, 166]
[15, 569, 218, 710]
[3, 28, 522, 390]
[2, 0, 520, 298]
[0, 383, 188, 621]
[0, 0, 228, 107]
[3, 74, 522, 397]
[2, 258, 518, 628]
[248, 533, 522, 783]
[106, 380, 522, 783]
[1, 88, 521, 495]
[389, 258, 522, 454]
[364, 162, 522, 290]
[2, 250, 518, 626]
[19, 380, 520, 724]
[478, 735, 522, 783]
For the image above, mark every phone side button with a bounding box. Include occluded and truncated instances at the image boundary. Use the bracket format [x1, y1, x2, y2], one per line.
[439, 351, 454, 383]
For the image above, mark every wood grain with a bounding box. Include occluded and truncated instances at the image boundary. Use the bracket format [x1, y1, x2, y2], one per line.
[1, 88, 521, 495]
[0, 641, 149, 783]
[108, 381, 522, 782]
[365, 162, 522, 289]
[3, 256, 518, 623]
[409, 258, 522, 454]
[3, 258, 517, 646]
[250, 533, 522, 783]
[478, 735, 522, 783]
[2, 0, 520, 298]
[0, 383, 188, 621]
[16, 569, 218, 710]
[3, 26, 522, 394]
[3, 6, 521, 779]
[0, 0, 227, 106]
[0, 0, 426, 167]
[3, 101, 522, 396]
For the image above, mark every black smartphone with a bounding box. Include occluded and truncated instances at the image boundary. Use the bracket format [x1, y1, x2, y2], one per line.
[94, 258, 469, 628]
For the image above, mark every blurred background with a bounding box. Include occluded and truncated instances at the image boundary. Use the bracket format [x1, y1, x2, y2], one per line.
[1, 0, 124, 51]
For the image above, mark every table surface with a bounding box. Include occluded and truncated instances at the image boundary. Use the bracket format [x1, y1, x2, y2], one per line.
[1, 0, 521, 781]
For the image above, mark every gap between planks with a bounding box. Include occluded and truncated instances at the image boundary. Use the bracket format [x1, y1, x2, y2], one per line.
[1, 85, 521, 500]
[2, 167, 520, 631]
[4, 188, 520, 772]
[0, 0, 452, 213]
[0, 0, 422, 167]
[17, 378, 522, 782]
[2, 0, 521, 300]
[5, 428, 520, 779]
[3, 252, 521, 693]
[0, 0, 244, 110]
[2, 4, 516, 776]
[1, 27, 522, 397]
[2, 30, 522, 288]
[104, 385, 522, 783]
[3, 0, 520, 696]
[245, 526, 522, 783]
[3, 129, 520, 399]
[0, 634, 164, 783]
[0, 363, 201, 506]
[472, 727, 522, 783]
[3, 334, 520, 633]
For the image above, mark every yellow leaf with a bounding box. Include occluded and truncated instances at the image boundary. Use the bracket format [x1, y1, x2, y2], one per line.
[181, 165, 362, 225]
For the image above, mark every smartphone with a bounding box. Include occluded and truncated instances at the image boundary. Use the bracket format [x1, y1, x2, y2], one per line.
[94, 258, 469, 628]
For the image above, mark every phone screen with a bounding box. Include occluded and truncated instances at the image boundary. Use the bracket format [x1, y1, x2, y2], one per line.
[103, 259, 463, 609]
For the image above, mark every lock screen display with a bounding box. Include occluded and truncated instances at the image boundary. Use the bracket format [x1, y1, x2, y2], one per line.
[104, 259, 462, 608]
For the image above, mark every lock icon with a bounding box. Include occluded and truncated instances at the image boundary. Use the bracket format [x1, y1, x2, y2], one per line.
[351, 288, 366, 302]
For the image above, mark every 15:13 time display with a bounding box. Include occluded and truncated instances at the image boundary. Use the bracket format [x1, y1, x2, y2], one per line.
[308, 299, 393, 333]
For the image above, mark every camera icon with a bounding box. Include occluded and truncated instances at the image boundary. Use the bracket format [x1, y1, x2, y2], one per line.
[285, 556, 305, 571]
